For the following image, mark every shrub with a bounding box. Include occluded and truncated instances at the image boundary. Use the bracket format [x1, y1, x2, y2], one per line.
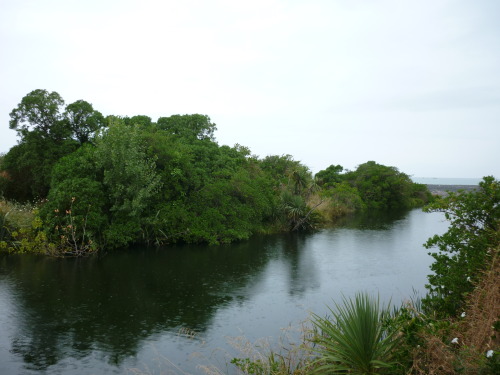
[310, 293, 401, 375]
[422, 176, 500, 317]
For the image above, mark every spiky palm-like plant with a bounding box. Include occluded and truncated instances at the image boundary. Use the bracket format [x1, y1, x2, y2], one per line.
[311, 293, 400, 375]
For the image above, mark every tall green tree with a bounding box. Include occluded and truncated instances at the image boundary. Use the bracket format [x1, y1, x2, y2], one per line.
[9, 89, 69, 140]
[64, 100, 105, 144]
[3, 90, 105, 201]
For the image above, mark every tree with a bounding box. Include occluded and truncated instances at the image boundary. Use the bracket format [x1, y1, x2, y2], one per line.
[3, 90, 104, 201]
[422, 176, 500, 316]
[315, 164, 344, 186]
[94, 119, 162, 247]
[143, 128, 275, 245]
[259, 154, 302, 183]
[124, 115, 152, 128]
[289, 167, 311, 196]
[344, 161, 416, 210]
[64, 100, 105, 143]
[9, 89, 69, 140]
[42, 120, 163, 249]
[1, 131, 78, 201]
[157, 114, 217, 141]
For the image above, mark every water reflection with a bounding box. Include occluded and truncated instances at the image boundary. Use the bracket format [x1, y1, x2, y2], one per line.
[277, 233, 320, 296]
[333, 208, 409, 230]
[0, 209, 447, 374]
[1, 237, 279, 371]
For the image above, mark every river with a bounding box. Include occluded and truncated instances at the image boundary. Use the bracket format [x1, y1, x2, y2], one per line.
[0, 208, 448, 375]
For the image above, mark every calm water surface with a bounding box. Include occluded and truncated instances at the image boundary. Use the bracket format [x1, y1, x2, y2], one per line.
[0, 209, 448, 374]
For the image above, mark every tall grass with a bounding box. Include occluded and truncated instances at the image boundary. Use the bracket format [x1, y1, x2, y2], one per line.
[310, 293, 401, 375]
[0, 199, 36, 242]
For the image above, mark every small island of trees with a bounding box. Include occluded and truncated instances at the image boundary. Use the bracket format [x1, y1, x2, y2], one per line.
[0, 90, 431, 256]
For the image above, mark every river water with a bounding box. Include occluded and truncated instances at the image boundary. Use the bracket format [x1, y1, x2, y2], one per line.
[0, 209, 448, 375]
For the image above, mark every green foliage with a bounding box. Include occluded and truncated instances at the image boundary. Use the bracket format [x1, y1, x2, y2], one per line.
[324, 181, 366, 212]
[40, 117, 278, 248]
[344, 161, 427, 210]
[95, 119, 161, 221]
[0, 203, 58, 255]
[42, 119, 162, 249]
[315, 164, 344, 187]
[2, 90, 106, 202]
[157, 114, 216, 141]
[1, 132, 79, 200]
[0, 200, 34, 243]
[276, 191, 320, 231]
[124, 115, 153, 128]
[258, 155, 325, 231]
[64, 99, 105, 143]
[41, 180, 105, 254]
[408, 183, 433, 207]
[422, 176, 500, 317]
[231, 354, 285, 375]
[259, 154, 304, 186]
[146, 132, 274, 245]
[315, 161, 430, 215]
[1, 90, 434, 253]
[310, 293, 401, 375]
[9, 89, 67, 140]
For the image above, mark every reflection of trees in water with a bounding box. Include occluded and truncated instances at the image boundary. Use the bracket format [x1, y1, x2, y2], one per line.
[1, 238, 274, 370]
[276, 209, 413, 297]
[277, 233, 320, 296]
[333, 208, 410, 230]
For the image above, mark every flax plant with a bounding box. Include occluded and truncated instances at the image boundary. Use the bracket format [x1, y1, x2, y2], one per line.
[310, 293, 401, 375]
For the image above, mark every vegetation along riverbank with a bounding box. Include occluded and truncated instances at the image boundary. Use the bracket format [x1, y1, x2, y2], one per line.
[1, 89, 431, 256]
[228, 176, 500, 375]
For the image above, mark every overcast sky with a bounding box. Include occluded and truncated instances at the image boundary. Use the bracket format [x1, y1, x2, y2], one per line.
[1, 0, 499, 178]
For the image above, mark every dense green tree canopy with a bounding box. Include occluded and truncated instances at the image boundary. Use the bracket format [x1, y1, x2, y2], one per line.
[2, 90, 106, 201]
[315, 164, 344, 186]
[9, 89, 66, 139]
[2, 90, 433, 253]
[157, 114, 216, 141]
[64, 100, 105, 143]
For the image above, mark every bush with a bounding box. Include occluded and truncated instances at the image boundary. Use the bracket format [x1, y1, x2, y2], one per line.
[422, 176, 500, 317]
[310, 293, 401, 375]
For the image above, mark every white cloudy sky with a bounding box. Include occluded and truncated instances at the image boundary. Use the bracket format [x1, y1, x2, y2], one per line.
[1, 0, 499, 178]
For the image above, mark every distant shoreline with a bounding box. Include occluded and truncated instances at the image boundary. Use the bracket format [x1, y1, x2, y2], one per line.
[412, 177, 482, 185]
[426, 184, 478, 196]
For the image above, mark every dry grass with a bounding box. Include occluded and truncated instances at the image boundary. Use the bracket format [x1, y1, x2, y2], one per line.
[460, 250, 500, 352]
[411, 248, 500, 374]
[0, 199, 36, 229]
[307, 194, 353, 223]
[219, 322, 315, 375]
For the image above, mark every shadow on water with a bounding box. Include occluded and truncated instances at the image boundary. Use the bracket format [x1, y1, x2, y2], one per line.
[0, 236, 283, 371]
[332, 208, 411, 230]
